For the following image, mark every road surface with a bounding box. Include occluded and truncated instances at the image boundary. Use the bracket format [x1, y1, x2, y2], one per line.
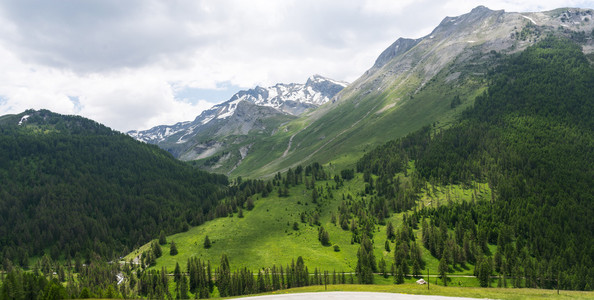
[232, 292, 487, 300]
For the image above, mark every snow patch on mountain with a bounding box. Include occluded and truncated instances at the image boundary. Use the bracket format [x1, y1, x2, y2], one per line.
[128, 75, 348, 145]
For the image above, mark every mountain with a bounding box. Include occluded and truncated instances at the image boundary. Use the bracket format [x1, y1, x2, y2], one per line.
[128, 75, 347, 172]
[126, 32, 594, 296]
[226, 6, 594, 178]
[0, 109, 229, 262]
[356, 36, 594, 289]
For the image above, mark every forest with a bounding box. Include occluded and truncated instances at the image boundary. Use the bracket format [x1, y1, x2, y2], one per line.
[0, 110, 229, 262]
[357, 36, 594, 290]
[0, 36, 593, 299]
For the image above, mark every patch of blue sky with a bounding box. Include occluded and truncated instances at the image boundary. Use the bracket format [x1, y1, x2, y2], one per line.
[68, 96, 83, 113]
[173, 81, 243, 105]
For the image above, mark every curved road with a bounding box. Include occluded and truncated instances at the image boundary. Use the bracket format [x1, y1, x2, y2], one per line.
[232, 292, 486, 300]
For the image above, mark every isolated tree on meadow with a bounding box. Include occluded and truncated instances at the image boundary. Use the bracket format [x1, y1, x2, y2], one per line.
[386, 221, 395, 241]
[204, 235, 211, 249]
[318, 227, 330, 246]
[170, 241, 178, 256]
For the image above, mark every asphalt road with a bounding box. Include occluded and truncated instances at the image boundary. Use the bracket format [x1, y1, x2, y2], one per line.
[232, 292, 487, 300]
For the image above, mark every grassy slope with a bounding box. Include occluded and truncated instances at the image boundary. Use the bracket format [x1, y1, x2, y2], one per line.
[231, 54, 489, 179]
[126, 170, 491, 284]
[238, 284, 594, 300]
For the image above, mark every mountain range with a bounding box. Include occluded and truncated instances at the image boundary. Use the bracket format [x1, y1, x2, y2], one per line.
[211, 6, 594, 178]
[127, 75, 347, 171]
[1, 5, 594, 297]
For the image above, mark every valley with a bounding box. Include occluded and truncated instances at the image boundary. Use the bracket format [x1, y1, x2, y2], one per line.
[1, 5, 594, 300]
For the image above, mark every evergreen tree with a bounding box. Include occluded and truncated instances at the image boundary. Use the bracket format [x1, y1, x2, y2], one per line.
[312, 189, 319, 203]
[174, 262, 182, 282]
[478, 257, 492, 287]
[152, 241, 162, 258]
[412, 259, 422, 278]
[159, 230, 167, 245]
[355, 234, 376, 284]
[216, 254, 231, 297]
[170, 241, 178, 256]
[203, 236, 211, 249]
[386, 221, 396, 241]
[438, 256, 448, 286]
[179, 276, 189, 299]
[318, 227, 330, 246]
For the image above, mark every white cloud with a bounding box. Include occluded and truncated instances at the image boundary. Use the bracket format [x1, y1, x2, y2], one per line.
[0, 0, 592, 131]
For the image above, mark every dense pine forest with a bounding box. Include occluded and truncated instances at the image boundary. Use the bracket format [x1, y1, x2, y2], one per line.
[0, 110, 229, 262]
[357, 37, 594, 290]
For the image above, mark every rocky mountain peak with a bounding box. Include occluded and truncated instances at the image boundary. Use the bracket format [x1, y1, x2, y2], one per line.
[372, 38, 420, 70]
[128, 75, 347, 146]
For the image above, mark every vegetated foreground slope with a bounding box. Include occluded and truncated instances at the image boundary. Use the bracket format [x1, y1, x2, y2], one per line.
[0, 110, 229, 262]
[359, 37, 594, 290]
[129, 37, 593, 297]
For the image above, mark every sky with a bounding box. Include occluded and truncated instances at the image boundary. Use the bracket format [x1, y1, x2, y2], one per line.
[0, 0, 593, 132]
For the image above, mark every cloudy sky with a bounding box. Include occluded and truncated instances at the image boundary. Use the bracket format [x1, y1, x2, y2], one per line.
[0, 0, 592, 132]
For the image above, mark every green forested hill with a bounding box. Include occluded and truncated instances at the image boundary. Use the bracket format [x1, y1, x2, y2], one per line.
[0, 110, 229, 263]
[357, 37, 594, 290]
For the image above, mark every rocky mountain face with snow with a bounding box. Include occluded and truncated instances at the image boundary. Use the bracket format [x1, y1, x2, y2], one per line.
[222, 6, 594, 178]
[127, 75, 347, 168]
[131, 6, 594, 177]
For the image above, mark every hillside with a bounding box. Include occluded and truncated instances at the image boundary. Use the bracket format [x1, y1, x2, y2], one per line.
[1, 5, 593, 300]
[357, 36, 594, 290]
[0, 110, 229, 263]
[123, 36, 593, 299]
[229, 6, 594, 178]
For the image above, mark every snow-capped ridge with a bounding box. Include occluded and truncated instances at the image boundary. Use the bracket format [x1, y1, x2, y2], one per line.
[128, 75, 347, 145]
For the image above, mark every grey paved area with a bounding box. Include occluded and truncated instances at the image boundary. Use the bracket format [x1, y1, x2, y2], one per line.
[232, 291, 489, 299]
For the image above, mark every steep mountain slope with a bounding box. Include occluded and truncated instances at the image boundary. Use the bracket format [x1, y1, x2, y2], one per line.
[128, 75, 347, 173]
[356, 36, 594, 289]
[0, 110, 228, 262]
[231, 6, 594, 178]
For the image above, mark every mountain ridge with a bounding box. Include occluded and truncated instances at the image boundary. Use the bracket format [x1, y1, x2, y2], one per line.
[226, 6, 594, 178]
[128, 75, 347, 144]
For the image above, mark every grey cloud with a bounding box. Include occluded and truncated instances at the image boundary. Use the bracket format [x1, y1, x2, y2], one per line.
[0, 0, 217, 73]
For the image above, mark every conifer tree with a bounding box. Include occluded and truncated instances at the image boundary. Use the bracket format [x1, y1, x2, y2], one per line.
[159, 230, 167, 245]
[216, 254, 231, 297]
[152, 241, 162, 258]
[438, 256, 448, 286]
[170, 241, 178, 256]
[386, 221, 396, 241]
[174, 262, 182, 282]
